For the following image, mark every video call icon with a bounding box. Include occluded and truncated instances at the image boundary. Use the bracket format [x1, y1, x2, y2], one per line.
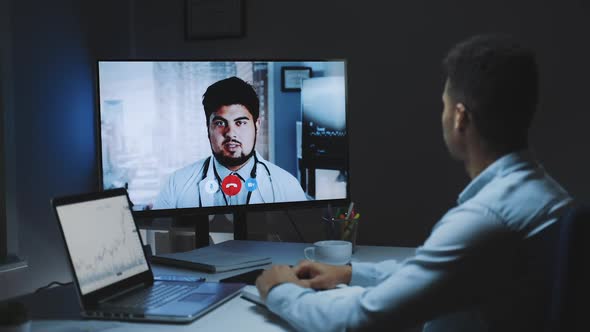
[221, 174, 242, 196]
[245, 178, 258, 192]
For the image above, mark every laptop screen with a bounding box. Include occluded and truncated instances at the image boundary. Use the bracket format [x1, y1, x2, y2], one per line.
[55, 194, 149, 295]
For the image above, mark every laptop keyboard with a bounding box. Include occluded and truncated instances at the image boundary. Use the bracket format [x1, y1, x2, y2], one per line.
[111, 282, 196, 309]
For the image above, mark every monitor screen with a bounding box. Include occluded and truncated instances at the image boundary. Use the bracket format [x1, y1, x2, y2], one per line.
[97, 60, 348, 213]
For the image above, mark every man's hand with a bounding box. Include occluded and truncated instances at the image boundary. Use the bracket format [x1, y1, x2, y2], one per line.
[256, 265, 311, 301]
[293, 260, 352, 290]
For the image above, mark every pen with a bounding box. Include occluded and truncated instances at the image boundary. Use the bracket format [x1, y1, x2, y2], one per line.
[346, 202, 354, 219]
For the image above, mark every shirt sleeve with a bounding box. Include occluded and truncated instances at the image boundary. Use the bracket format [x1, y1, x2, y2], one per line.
[267, 167, 307, 203]
[349, 260, 402, 287]
[152, 175, 175, 209]
[266, 204, 518, 332]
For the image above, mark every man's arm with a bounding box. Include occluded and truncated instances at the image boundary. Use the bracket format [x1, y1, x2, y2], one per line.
[291, 259, 401, 290]
[292, 261, 352, 289]
[262, 206, 516, 331]
[349, 259, 403, 287]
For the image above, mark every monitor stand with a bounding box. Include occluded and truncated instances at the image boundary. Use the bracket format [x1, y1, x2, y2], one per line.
[175, 211, 247, 248]
[232, 211, 248, 240]
[174, 214, 209, 248]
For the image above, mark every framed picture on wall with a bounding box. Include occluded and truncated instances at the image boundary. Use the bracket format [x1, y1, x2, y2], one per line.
[281, 66, 312, 92]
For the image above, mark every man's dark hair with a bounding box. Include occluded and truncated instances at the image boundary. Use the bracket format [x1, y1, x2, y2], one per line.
[443, 34, 539, 153]
[202, 76, 260, 124]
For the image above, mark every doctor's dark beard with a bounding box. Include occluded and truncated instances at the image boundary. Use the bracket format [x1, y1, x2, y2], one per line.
[212, 135, 257, 169]
[213, 148, 256, 168]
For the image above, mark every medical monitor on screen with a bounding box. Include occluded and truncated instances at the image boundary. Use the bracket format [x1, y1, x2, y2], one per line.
[96, 60, 348, 215]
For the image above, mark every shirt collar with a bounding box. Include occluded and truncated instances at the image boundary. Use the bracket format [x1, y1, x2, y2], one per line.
[212, 154, 256, 181]
[457, 150, 536, 204]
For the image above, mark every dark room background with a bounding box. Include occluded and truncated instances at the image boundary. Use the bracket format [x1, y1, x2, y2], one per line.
[1, 0, 589, 299]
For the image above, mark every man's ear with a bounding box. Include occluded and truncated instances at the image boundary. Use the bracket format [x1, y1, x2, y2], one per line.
[454, 103, 470, 132]
[255, 118, 261, 133]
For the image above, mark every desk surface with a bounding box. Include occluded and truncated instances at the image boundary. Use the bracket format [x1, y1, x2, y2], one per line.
[24, 240, 415, 332]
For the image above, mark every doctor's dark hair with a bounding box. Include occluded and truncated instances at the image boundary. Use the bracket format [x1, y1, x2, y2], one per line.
[202, 76, 260, 124]
[443, 34, 539, 153]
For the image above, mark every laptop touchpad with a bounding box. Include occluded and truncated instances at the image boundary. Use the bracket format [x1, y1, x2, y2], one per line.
[180, 293, 214, 303]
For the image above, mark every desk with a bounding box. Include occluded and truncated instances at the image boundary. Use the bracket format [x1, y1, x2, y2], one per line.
[19, 240, 415, 331]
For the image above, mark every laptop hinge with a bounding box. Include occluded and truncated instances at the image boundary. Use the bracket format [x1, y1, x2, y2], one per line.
[99, 283, 148, 304]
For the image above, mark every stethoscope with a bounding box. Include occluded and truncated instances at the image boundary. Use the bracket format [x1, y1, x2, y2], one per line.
[197, 153, 273, 207]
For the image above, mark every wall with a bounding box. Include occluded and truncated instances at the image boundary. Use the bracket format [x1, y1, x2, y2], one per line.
[0, 0, 14, 260]
[2, 0, 589, 299]
[0, 0, 97, 299]
[271, 61, 302, 176]
[111, 0, 589, 246]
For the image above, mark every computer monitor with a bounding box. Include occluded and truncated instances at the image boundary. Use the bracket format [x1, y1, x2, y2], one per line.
[96, 60, 349, 218]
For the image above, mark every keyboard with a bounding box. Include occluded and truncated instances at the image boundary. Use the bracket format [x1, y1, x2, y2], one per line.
[110, 282, 196, 309]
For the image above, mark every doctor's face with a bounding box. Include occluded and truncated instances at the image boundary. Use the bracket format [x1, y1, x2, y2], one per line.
[208, 104, 259, 170]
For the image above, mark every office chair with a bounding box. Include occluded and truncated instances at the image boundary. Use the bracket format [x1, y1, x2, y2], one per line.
[548, 204, 590, 332]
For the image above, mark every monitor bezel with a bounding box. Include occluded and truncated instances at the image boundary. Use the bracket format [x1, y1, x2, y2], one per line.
[94, 59, 351, 218]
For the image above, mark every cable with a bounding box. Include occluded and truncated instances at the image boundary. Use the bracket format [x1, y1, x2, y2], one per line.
[284, 210, 305, 243]
[34, 281, 73, 293]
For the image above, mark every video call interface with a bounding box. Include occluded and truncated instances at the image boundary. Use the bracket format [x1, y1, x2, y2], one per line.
[98, 61, 348, 211]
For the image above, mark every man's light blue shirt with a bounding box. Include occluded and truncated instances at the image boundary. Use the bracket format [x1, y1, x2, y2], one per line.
[266, 151, 572, 331]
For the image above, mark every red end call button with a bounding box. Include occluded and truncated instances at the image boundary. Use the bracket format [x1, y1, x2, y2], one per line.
[221, 174, 242, 196]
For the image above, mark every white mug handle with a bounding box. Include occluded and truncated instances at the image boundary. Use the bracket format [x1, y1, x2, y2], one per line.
[304, 247, 315, 261]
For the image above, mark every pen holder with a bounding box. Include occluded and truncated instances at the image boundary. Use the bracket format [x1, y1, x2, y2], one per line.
[322, 217, 359, 253]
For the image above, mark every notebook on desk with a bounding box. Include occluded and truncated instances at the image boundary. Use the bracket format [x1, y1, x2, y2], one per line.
[51, 188, 245, 323]
[151, 248, 271, 273]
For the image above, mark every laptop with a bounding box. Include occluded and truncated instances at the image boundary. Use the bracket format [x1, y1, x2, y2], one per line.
[51, 188, 245, 323]
[240, 285, 266, 307]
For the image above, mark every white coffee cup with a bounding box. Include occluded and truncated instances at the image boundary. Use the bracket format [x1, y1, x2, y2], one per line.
[303, 240, 352, 265]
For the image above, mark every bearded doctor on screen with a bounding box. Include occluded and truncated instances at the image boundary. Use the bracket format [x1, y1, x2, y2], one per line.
[153, 77, 307, 209]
